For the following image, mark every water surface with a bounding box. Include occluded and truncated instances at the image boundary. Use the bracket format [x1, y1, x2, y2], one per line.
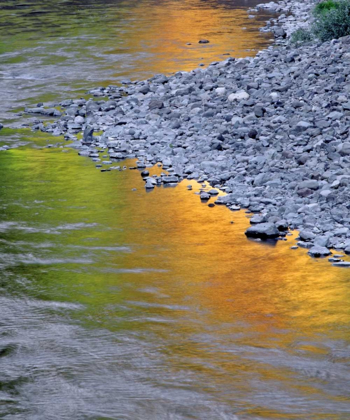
[1, 1, 350, 419]
[1, 145, 350, 419]
[0, 0, 272, 123]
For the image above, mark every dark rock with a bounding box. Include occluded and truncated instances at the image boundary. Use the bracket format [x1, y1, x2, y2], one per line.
[248, 128, 258, 139]
[82, 126, 94, 144]
[254, 105, 265, 118]
[245, 223, 280, 239]
[149, 99, 164, 110]
[297, 188, 313, 197]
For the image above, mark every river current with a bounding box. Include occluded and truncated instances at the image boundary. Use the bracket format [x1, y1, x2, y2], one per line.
[1, 1, 350, 419]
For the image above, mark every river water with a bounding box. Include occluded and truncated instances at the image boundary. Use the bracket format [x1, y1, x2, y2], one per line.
[1, 1, 350, 419]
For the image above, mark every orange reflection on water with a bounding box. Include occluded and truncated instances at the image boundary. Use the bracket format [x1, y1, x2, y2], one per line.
[111, 0, 272, 76]
[2, 147, 350, 417]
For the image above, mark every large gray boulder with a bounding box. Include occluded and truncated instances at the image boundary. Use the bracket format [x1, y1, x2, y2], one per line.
[308, 246, 331, 258]
[245, 223, 280, 239]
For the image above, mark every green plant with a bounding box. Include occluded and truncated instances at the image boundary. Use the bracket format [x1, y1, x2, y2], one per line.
[313, 0, 350, 41]
[314, 0, 339, 15]
[290, 28, 314, 44]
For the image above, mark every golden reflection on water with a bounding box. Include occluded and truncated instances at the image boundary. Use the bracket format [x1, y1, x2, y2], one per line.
[118, 0, 271, 74]
[1, 144, 350, 417]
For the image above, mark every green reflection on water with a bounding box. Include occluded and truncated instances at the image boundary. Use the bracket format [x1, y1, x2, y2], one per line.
[1, 143, 350, 417]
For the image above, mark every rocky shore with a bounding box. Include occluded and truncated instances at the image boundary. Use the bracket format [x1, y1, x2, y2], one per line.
[22, 1, 350, 264]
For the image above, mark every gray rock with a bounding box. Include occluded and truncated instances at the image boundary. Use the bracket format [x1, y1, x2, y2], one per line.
[332, 261, 350, 267]
[200, 192, 210, 200]
[162, 175, 179, 184]
[308, 246, 332, 258]
[338, 143, 350, 156]
[250, 214, 267, 224]
[149, 99, 164, 110]
[25, 107, 61, 117]
[83, 126, 94, 144]
[298, 180, 319, 190]
[299, 230, 316, 242]
[245, 223, 279, 239]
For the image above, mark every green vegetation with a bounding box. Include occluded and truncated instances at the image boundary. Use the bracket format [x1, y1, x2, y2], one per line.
[290, 28, 314, 44]
[314, 0, 339, 15]
[313, 0, 350, 41]
[290, 0, 350, 44]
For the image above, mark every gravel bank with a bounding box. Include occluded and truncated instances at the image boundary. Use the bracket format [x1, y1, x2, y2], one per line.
[24, 0, 350, 260]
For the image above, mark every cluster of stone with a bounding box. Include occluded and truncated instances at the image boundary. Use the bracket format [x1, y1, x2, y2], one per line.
[25, 24, 350, 262]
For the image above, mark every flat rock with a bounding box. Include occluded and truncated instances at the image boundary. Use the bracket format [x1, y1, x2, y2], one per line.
[245, 223, 279, 239]
[308, 246, 332, 258]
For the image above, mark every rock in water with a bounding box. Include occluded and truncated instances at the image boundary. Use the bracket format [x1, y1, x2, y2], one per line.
[308, 246, 331, 258]
[245, 223, 279, 239]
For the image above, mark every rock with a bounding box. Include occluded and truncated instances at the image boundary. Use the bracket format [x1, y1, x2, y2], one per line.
[338, 143, 350, 156]
[248, 128, 258, 139]
[198, 39, 210, 43]
[254, 105, 265, 118]
[245, 223, 280, 239]
[215, 87, 226, 96]
[299, 230, 316, 242]
[162, 175, 179, 184]
[276, 220, 288, 231]
[82, 126, 94, 144]
[332, 261, 350, 267]
[25, 107, 61, 117]
[145, 179, 155, 189]
[139, 85, 150, 94]
[149, 99, 164, 110]
[200, 192, 210, 201]
[74, 116, 84, 124]
[228, 90, 250, 102]
[230, 205, 240, 211]
[297, 188, 313, 198]
[250, 214, 267, 224]
[298, 180, 319, 190]
[295, 121, 312, 133]
[273, 27, 286, 38]
[308, 246, 332, 258]
[34, 6, 350, 265]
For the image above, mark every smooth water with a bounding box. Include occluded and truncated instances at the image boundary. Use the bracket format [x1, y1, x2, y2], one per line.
[0, 0, 271, 124]
[1, 1, 350, 420]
